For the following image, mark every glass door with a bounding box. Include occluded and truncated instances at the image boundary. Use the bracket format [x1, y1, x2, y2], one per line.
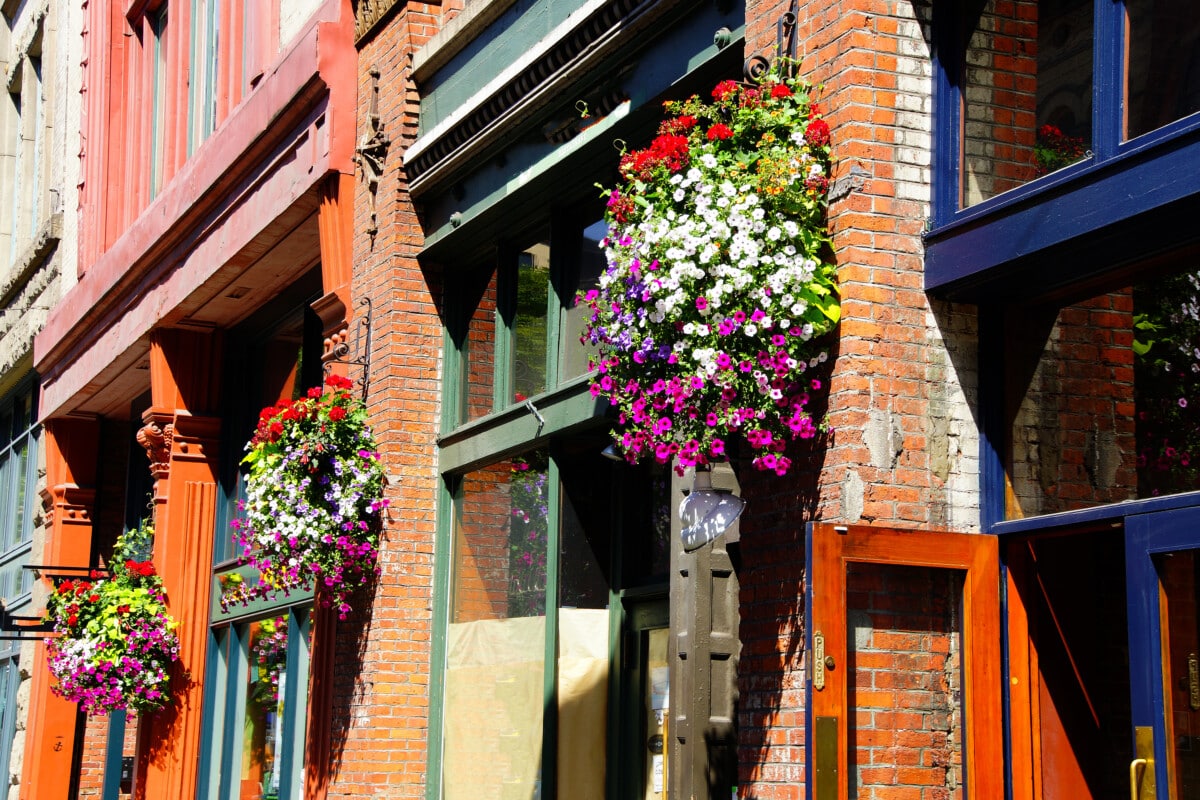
[1127, 506, 1200, 799]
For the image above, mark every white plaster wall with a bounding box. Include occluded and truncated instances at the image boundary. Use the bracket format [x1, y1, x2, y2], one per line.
[280, 0, 323, 48]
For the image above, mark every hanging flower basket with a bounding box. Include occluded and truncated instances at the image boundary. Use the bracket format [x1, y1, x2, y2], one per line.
[581, 66, 840, 476]
[224, 373, 388, 619]
[44, 521, 180, 716]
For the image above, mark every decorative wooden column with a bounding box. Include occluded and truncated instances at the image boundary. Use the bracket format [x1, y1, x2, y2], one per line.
[19, 417, 101, 800]
[303, 171, 355, 800]
[133, 328, 222, 800]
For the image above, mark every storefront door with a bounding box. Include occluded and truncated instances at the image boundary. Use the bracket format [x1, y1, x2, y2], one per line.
[1127, 507, 1200, 800]
[807, 523, 1003, 800]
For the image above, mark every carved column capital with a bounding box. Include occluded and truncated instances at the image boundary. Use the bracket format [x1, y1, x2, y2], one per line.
[138, 414, 176, 482]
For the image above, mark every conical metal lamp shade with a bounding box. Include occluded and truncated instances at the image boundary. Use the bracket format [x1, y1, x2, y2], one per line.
[679, 469, 746, 552]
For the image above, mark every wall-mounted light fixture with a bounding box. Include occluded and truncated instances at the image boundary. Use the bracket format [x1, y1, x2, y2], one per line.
[679, 466, 745, 552]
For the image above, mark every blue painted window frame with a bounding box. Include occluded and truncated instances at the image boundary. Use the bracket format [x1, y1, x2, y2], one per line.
[926, 0, 1200, 298]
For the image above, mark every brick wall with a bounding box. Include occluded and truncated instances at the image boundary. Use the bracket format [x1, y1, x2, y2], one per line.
[324, 2, 454, 795]
[347, 1, 977, 799]
[736, 1, 977, 797]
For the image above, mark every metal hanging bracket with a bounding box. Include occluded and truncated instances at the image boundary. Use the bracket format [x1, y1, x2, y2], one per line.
[743, 0, 800, 82]
[326, 297, 374, 401]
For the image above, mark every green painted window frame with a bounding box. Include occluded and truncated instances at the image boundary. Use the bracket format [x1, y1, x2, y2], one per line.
[0, 376, 40, 608]
[431, 433, 676, 800]
[442, 206, 602, 437]
[198, 600, 313, 800]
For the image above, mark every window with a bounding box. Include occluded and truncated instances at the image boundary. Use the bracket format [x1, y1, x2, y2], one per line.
[149, 6, 169, 196]
[926, 1, 1200, 316]
[188, 0, 220, 154]
[0, 379, 38, 794]
[200, 292, 322, 800]
[0, 380, 39, 604]
[1002, 258, 1200, 519]
[449, 209, 605, 428]
[440, 443, 670, 800]
[4, 31, 47, 266]
[944, 0, 1200, 215]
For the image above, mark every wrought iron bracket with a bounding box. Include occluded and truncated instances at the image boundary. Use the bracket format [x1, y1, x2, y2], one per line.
[326, 297, 374, 401]
[743, 0, 800, 82]
[0, 564, 112, 640]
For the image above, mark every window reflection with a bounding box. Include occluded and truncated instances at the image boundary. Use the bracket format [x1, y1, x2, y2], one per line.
[963, 0, 1093, 206]
[1007, 264, 1200, 517]
[239, 616, 290, 800]
[514, 240, 551, 401]
[445, 451, 550, 800]
[1126, 0, 1200, 139]
[560, 219, 608, 380]
[463, 267, 500, 423]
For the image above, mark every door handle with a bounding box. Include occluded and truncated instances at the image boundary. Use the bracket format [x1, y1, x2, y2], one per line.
[1129, 757, 1147, 800]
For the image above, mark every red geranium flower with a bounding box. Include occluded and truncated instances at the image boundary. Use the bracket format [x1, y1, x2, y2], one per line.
[706, 123, 734, 141]
[712, 80, 738, 101]
[805, 118, 831, 147]
[770, 83, 793, 99]
[328, 406, 347, 422]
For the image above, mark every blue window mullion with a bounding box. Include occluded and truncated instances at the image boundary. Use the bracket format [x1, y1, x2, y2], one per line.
[931, 0, 965, 227]
[1092, 0, 1125, 158]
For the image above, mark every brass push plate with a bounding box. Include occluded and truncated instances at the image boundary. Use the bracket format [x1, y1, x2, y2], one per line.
[813, 631, 826, 691]
[815, 716, 837, 800]
[1134, 726, 1156, 800]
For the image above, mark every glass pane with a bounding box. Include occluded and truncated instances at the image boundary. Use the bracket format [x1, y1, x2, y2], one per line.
[846, 564, 964, 799]
[642, 628, 669, 800]
[558, 443, 612, 800]
[560, 219, 607, 381]
[1158, 548, 1200, 798]
[238, 615, 292, 800]
[513, 240, 550, 402]
[1006, 263, 1200, 516]
[11, 437, 27, 551]
[962, 0, 1093, 206]
[445, 452, 549, 800]
[1126, 0, 1200, 139]
[620, 462, 673, 587]
[463, 267, 499, 423]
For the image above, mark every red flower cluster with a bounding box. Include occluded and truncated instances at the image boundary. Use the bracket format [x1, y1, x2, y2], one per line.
[706, 123, 734, 141]
[619, 133, 690, 181]
[770, 83, 794, 99]
[607, 190, 636, 224]
[712, 80, 738, 100]
[125, 559, 156, 578]
[659, 115, 697, 135]
[252, 374, 356, 446]
[325, 374, 354, 391]
[805, 118, 831, 147]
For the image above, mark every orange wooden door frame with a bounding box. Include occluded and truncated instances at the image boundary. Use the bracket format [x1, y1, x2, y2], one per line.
[808, 523, 1004, 800]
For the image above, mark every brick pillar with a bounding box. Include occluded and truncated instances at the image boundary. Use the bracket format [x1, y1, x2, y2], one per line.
[19, 417, 101, 800]
[132, 329, 222, 800]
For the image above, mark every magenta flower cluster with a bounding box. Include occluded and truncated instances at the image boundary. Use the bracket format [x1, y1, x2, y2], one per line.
[44, 522, 180, 716]
[581, 68, 839, 475]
